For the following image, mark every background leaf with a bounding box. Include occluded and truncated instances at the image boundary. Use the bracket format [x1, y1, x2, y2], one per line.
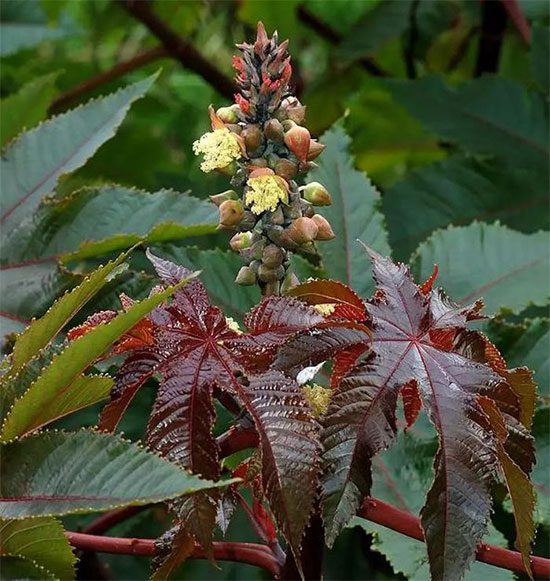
[307, 125, 391, 298]
[385, 157, 548, 261]
[389, 76, 549, 170]
[410, 222, 549, 315]
[0, 74, 156, 235]
[0, 71, 59, 148]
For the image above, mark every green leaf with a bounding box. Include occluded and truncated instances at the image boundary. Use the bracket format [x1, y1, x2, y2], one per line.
[8, 252, 129, 375]
[532, 24, 549, 94]
[0, 517, 76, 580]
[532, 406, 549, 526]
[486, 317, 549, 398]
[1, 345, 61, 422]
[306, 125, 391, 298]
[0, 262, 76, 332]
[344, 79, 443, 188]
[338, 0, 413, 60]
[385, 156, 548, 261]
[0, 72, 60, 149]
[350, 517, 513, 581]
[1, 274, 191, 441]
[0, 430, 234, 518]
[389, 76, 549, 169]
[2, 186, 217, 264]
[0, 74, 157, 236]
[0, 555, 55, 580]
[0, 0, 69, 56]
[410, 222, 550, 315]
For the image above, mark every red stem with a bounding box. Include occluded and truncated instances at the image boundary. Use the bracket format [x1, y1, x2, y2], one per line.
[73, 427, 550, 578]
[360, 498, 550, 579]
[66, 533, 280, 578]
[217, 425, 258, 458]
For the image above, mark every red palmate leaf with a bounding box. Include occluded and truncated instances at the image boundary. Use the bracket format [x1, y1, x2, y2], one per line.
[279, 247, 534, 580]
[97, 250, 322, 564]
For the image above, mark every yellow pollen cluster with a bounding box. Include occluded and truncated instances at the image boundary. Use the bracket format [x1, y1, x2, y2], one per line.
[245, 175, 288, 214]
[302, 383, 332, 418]
[313, 303, 336, 316]
[192, 128, 241, 173]
[225, 317, 242, 334]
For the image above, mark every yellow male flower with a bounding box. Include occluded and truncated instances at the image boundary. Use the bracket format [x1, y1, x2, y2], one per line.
[225, 316, 242, 334]
[192, 128, 242, 173]
[302, 383, 332, 418]
[313, 303, 335, 316]
[246, 173, 289, 215]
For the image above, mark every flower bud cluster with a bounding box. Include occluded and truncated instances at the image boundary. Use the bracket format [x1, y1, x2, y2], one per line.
[194, 23, 335, 294]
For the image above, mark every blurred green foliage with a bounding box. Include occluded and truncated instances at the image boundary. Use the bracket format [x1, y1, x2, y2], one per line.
[1, 0, 548, 579]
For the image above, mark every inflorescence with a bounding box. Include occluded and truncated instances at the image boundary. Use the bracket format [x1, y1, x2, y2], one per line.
[193, 22, 334, 295]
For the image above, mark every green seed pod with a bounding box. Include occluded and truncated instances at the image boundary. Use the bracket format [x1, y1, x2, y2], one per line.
[216, 105, 239, 123]
[312, 214, 336, 240]
[235, 266, 256, 285]
[249, 157, 268, 168]
[267, 206, 285, 225]
[239, 210, 257, 231]
[229, 231, 253, 251]
[307, 140, 325, 161]
[258, 263, 285, 283]
[301, 182, 332, 206]
[265, 224, 284, 244]
[286, 216, 318, 245]
[242, 124, 263, 153]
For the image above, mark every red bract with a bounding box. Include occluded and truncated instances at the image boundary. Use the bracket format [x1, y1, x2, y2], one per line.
[278, 247, 536, 580]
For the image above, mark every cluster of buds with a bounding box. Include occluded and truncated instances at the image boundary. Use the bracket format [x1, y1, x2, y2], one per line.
[193, 22, 335, 295]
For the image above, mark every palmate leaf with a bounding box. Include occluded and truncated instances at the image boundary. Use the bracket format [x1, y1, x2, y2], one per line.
[389, 76, 549, 170]
[0, 430, 232, 519]
[279, 248, 535, 580]
[384, 156, 549, 261]
[97, 251, 322, 564]
[0, 72, 60, 149]
[0, 517, 76, 580]
[1, 186, 217, 265]
[0, 74, 156, 237]
[306, 125, 391, 298]
[410, 222, 550, 315]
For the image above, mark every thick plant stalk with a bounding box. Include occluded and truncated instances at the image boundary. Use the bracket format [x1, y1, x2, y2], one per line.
[359, 498, 550, 579]
[84, 429, 550, 578]
[66, 533, 280, 577]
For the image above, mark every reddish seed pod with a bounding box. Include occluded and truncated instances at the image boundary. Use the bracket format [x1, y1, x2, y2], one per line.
[218, 199, 244, 229]
[287, 216, 319, 245]
[284, 125, 311, 162]
[312, 214, 336, 240]
[307, 140, 326, 161]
